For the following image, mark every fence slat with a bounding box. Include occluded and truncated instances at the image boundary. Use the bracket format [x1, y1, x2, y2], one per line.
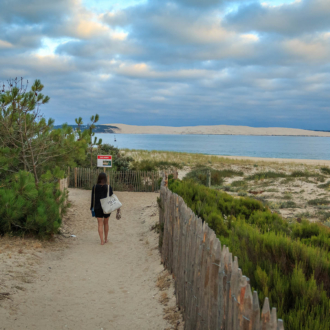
[252, 291, 261, 330]
[277, 320, 284, 330]
[261, 298, 271, 330]
[209, 237, 221, 329]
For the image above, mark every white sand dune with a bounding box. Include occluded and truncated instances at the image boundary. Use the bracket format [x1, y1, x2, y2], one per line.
[105, 124, 330, 137]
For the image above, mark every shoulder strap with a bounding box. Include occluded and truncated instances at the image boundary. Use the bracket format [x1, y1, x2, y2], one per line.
[107, 184, 110, 197]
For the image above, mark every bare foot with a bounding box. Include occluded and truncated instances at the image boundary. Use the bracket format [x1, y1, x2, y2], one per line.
[101, 241, 105, 245]
[104, 239, 108, 243]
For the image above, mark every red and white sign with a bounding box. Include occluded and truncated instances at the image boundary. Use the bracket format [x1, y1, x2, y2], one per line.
[97, 155, 112, 168]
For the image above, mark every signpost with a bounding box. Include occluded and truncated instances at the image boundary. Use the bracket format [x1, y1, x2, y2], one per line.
[97, 155, 112, 168]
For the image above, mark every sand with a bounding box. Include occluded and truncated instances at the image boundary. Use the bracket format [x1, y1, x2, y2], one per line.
[106, 123, 330, 137]
[0, 189, 182, 330]
[215, 155, 330, 166]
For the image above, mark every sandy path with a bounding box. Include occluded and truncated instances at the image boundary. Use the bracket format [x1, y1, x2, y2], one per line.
[0, 189, 172, 330]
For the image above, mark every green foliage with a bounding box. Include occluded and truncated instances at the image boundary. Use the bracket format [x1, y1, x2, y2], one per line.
[246, 170, 324, 182]
[317, 181, 330, 189]
[0, 170, 65, 236]
[131, 159, 183, 171]
[246, 171, 287, 181]
[308, 198, 330, 206]
[168, 178, 330, 329]
[279, 201, 297, 209]
[0, 78, 90, 181]
[184, 166, 243, 186]
[321, 167, 330, 175]
[231, 180, 248, 188]
[0, 78, 99, 238]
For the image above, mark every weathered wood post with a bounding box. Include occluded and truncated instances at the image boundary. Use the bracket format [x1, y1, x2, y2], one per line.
[74, 167, 77, 188]
[152, 172, 155, 191]
[67, 167, 70, 187]
[165, 171, 168, 187]
[207, 170, 211, 187]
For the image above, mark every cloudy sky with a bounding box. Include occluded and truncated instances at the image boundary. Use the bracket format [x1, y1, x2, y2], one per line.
[1, 0, 330, 129]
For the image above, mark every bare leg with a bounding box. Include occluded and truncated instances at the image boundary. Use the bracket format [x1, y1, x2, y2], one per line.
[97, 218, 104, 245]
[104, 217, 109, 243]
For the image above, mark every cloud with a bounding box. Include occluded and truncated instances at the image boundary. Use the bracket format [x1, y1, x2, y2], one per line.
[224, 0, 330, 36]
[0, 0, 330, 130]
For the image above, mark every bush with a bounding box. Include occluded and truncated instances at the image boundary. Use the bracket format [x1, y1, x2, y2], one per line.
[246, 171, 287, 180]
[231, 180, 248, 188]
[131, 160, 183, 171]
[279, 201, 297, 209]
[0, 171, 65, 237]
[318, 181, 330, 189]
[246, 170, 324, 181]
[321, 167, 330, 175]
[184, 166, 243, 186]
[308, 198, 330, 206]
[167, 178, 330, 330]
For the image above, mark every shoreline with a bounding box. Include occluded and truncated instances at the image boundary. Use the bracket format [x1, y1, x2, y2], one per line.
[121, 148, 330, 166]
[215, 155, 330, 166]
[104, 123, 330, 137]
[99, 132, 330, 137]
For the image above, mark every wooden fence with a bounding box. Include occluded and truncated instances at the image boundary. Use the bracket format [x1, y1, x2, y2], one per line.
[159, 185, 284, 330]
[67, 167, 162, 192]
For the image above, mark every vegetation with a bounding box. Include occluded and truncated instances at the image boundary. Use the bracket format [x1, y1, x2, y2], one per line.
[246, 170, 325, 181]
[131, 159, 183, 171]
[321, 167, 330, 175]
[0, 78, 100, 237]
[168, 177, 330, 330]
[183, 166, 243, 186]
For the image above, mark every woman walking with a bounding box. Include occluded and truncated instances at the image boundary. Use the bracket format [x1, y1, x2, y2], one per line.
[90, 172, 113, 245]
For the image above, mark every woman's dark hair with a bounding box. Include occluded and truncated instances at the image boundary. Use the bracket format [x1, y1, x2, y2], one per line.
[97, 172, 107, 184]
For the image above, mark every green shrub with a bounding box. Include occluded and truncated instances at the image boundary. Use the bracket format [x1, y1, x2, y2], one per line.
[131, 160, 183, 171]
[246, 171, 287, 181]
[231, 180, 248, 188]
[184, 166, 243, 186]
[317, 181, 330, 189]
[279, 201, 297, 209]
[321, 167, 330, 175]
[308, 198, 330, 206]
[167, 178, 330, 330]
[246, 170, 324, 182]
[0, 171, 65, 237]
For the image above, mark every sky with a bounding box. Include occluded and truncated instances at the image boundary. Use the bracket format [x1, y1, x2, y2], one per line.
[0, 0, 330, 129]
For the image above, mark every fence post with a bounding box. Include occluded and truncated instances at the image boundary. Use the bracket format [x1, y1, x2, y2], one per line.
[173, 167, 178, 179]
[152, 172, 155, 191]
[207, 170, 211, 187]
[165, 171, 168, 187]
[74, 167, 77, 188]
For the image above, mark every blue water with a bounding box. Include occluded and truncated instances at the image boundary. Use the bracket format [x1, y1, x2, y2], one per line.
[95, 134, 330, 160]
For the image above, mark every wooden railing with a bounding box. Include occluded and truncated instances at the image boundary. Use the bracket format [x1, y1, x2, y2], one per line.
[67, 167, 162, 192]
[159, 185, 284, 330]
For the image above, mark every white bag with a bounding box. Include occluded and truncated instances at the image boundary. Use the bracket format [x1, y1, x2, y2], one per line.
[100, 185, 122, 214]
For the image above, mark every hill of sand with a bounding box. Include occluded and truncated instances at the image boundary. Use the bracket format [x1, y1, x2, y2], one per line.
[104, 124, 330, 137]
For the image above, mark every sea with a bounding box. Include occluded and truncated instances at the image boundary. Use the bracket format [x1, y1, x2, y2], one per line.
[95, 134, 330, 160]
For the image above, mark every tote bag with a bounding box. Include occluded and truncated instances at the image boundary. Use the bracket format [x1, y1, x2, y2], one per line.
[100, 185, 122, 214]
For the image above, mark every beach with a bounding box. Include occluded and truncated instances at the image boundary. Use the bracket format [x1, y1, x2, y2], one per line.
[105, 124, 330, 137]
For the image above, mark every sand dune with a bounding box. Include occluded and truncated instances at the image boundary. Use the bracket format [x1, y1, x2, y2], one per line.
[105, 124, 330, 137]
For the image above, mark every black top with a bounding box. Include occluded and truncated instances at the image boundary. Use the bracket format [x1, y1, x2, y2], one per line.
[90, 184, 113, 211]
